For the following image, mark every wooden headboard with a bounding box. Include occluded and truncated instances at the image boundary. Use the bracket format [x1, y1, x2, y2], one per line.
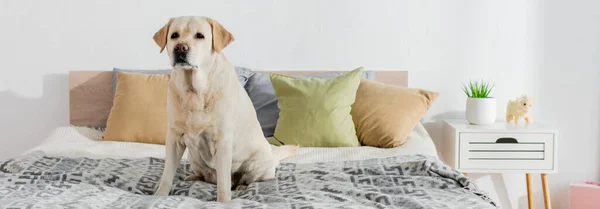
[69, 70, 408, 127]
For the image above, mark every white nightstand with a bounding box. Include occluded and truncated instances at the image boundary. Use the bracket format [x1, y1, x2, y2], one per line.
[442, 119, 558, 209]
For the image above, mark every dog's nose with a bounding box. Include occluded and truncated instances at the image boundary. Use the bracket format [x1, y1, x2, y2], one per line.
[174, 43, 189, 53]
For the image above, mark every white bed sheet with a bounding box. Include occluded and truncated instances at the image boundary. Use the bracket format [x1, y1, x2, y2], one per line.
[23, 123, 439, 164]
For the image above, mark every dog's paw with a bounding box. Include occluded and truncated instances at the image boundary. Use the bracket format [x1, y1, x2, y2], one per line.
[217, 191, 232, 202]
[154, 190, 170, 196]
[234, 185, 248, 191]
[154, 186, 171, 196]
[184, 175, 203, 181]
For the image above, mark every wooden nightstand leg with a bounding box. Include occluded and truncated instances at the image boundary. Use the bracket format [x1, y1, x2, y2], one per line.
[526, 173, 533, 209]
[541, 173, 551, 209]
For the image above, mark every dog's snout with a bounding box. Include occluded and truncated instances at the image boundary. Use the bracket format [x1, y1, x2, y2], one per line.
[174, 43, 189, 53]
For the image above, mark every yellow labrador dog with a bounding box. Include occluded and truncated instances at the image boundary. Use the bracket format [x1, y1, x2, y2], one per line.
[151, 16, 298, 202]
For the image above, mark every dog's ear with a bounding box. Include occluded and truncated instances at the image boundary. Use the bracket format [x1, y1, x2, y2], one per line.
[153, 18, 174, 53]
[207, 18, 234, 53]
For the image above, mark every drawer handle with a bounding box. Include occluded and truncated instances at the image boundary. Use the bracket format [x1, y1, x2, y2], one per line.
[495, 137, 518, 143]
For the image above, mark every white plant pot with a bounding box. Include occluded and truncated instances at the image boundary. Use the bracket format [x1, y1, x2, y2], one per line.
[466, 97, 496, 125]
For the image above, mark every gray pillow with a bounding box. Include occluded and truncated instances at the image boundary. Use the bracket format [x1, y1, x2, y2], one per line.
[111, 67, 254, 96]
[233, 66, 254, 85]
[244, 71, 376, 137]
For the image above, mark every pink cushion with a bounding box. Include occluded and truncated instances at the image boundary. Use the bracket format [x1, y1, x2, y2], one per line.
[570, 183, 600, 209]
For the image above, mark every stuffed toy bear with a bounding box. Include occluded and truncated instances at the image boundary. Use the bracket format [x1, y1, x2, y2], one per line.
[506, 94, 535, 124]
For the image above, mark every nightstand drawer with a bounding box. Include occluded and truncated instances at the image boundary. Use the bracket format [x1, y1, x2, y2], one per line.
[458, 132, 555, 171]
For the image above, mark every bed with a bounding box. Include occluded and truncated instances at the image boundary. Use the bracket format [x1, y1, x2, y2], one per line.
[0, 69, 498, 209]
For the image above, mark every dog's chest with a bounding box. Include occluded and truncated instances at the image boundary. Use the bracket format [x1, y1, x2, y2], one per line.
[171, 91, 218, 134]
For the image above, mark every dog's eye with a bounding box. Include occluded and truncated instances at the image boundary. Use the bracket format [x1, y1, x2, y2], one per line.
[523, 103, 527, 106]
[196, 33, 204, 39]
[171, 32, 179, 39]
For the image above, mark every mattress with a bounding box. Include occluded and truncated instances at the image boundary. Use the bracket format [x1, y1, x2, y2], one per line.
[23, 122, 439, 163]
[4, 123, 499, 209]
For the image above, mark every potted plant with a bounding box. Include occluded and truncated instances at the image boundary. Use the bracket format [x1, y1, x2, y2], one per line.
[462, 79, 496, 125]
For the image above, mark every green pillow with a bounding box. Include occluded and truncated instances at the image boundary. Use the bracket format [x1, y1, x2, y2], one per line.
[269, 67, 364, 147]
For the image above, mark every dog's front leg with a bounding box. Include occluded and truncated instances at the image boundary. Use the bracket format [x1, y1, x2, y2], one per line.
[155, 130, 185, 196]
[215, 131, 233, 202]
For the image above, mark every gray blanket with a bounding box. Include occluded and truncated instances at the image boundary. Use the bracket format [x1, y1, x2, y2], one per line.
[0, 151, 497, 209]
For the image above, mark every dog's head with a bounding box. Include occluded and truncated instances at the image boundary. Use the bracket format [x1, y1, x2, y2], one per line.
[152, 16, 234, 70]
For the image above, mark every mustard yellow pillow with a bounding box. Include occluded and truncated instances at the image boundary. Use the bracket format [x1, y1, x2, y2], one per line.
[103, 72, 170, 145]
[351, 79, 439, 148]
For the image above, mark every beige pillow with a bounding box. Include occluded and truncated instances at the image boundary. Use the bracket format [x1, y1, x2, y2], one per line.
[103, 72, 170, 145]
[350, 79, 439, 148]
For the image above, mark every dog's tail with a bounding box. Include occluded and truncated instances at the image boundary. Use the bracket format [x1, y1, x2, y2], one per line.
[271, 144, 299, 161]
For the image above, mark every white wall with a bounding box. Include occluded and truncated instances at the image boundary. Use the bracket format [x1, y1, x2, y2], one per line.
[0, 0, 598, 208]
[533, 0, 600, 208]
